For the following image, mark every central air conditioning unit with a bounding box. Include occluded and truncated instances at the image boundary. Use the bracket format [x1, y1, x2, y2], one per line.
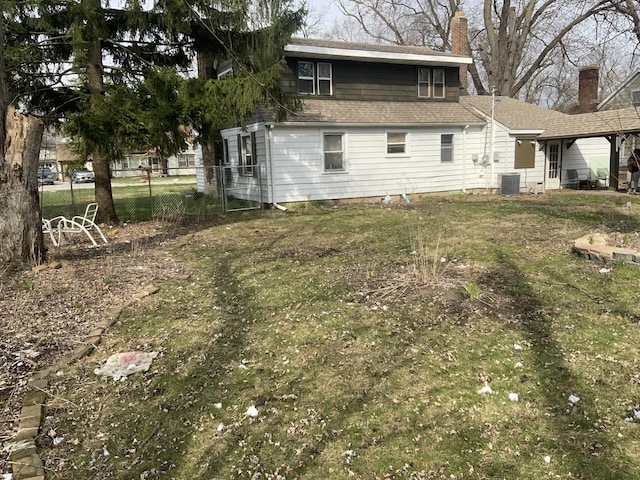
[499, 173, 521, 195]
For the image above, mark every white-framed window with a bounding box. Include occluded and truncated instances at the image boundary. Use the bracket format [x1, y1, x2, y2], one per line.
[298, 61, 333, 96]
[298, 61, 315, 94]
[323, 133, 345, 171]
[178, 154, 195, 168]
[441, 134, 454, 162]
[223, 138, 230, 165]
[317, 62, 332, 95]
[122, 157, 131, 169]
[387, 132, 407, 154]
[237, 132, 257, 176]
[433, 69, 445, 98]
[418, 68, 430, 97]
[418, 67, 445, 98]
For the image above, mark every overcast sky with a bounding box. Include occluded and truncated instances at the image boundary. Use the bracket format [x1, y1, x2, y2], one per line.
[301, 0, 342, 35]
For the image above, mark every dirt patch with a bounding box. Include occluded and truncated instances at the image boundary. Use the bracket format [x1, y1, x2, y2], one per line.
[0, 216, 221, 471]
[605, 231, 640, 250]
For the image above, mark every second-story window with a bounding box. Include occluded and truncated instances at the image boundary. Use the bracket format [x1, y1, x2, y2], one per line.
[418, 67, 445, 98]
[317, 63, 332, 95]
[298, 61, 333, 96]
[298, 61, 315, 94]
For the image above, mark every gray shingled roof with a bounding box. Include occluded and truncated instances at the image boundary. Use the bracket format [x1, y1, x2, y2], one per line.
[459, 96, 569, 131]
[277, 99, 485, 126]
[256, 94, 640, 140]
[537, 108, 640, 140]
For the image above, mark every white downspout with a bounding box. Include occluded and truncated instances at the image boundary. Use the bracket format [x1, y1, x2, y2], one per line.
[490, 88, 496, 190]
[266, 124, 287, 211]
[462, 124, 469, 193]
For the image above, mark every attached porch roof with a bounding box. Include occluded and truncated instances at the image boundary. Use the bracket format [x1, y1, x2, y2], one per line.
[537, 108, 640, 140]
[459, 96, 569, 132]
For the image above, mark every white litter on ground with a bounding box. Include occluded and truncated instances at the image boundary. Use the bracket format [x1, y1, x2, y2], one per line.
[514, 343, 523, 350]
[544, 456, 551, 463]
[568, 394, 580, 405]
[508, 393, 519, 402]
[343, 450, 356, 464]
[245, 405, 259, 417]
[478, 385, 493, 395]
[599, 268, 611, 274]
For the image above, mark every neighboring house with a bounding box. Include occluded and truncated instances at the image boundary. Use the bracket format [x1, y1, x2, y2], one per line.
[597, 69, 640, 167]
[110, 143, 198, 178]
[598, 70, 640, 111]
[39, 129, 62, 181]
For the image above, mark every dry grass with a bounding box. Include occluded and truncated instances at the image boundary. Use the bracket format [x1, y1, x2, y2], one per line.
[5, 191, 640, 479]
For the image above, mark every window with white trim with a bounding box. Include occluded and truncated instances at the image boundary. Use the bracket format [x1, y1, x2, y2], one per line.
[317, 63, 332, 95]
[441, 134, 454, 162]
[298, 61, 333, 96]
[238, 132, 257, 176]
[323, 133, 344, 171]
[298, 61, 314, 94]
[433, 69, 445, 98]
[178, 153, 195, 168]
[387, 132, 407, 154]
[223, 138, 230, 165]
[418, 67, 445, 98]
[418, 68, 430, 97]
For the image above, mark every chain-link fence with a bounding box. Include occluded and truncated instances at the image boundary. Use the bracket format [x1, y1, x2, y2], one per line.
[39, 165, 266, 221]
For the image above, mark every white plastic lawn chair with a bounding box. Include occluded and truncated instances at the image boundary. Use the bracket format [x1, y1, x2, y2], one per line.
[43, 203, 108, 247]
[42, 217, 62, 246]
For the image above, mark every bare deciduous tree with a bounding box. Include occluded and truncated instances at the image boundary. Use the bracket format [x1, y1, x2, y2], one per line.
[334, 0, 615, 100]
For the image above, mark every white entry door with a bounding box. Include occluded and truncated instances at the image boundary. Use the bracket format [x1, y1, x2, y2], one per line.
[546, 142, 561, 190]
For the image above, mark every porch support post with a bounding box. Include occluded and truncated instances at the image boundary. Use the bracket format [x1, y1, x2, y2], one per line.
[607, 135, 619, 191]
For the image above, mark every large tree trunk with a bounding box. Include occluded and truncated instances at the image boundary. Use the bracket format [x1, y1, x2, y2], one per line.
[0, 107, 45, 271]
[197, 50, 221, 196]
[87, 37, 118, 224]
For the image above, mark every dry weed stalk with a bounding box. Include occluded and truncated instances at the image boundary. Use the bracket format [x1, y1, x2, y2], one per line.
[411, 230, 452, 286]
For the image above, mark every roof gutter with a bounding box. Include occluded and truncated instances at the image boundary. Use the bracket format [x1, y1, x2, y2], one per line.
[267, 121, 485, 129]
[285, 44, 473, 66]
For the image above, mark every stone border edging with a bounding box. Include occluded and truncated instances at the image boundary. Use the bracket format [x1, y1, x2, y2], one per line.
[8, 284, 161, 480]
[573, 233, 640, 267]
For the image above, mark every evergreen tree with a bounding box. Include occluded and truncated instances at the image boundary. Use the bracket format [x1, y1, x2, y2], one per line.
[7, 0, 304, 223]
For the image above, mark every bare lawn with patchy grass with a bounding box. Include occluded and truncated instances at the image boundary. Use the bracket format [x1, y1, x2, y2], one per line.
[3, 192, 640, 479]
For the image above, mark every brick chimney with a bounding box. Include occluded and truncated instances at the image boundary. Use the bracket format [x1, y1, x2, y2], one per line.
[577, 65, 599, 113]
[451, 10, 470, 92]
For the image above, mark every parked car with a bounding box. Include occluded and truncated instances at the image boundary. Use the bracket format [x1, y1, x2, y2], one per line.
[37, 167, 54, 185]
[71, 168, 95, 183]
